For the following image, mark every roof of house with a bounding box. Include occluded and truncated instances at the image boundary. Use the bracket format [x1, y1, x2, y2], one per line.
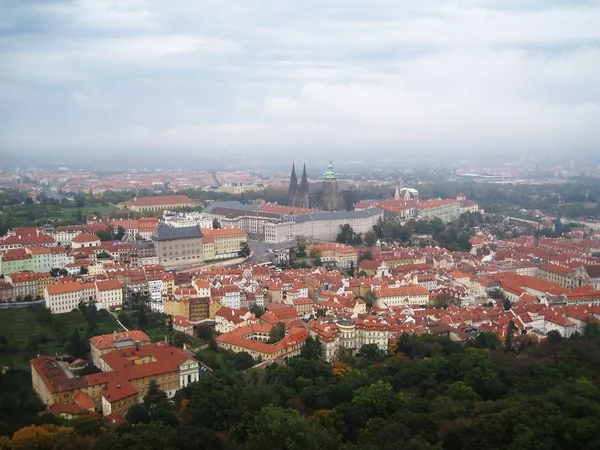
[101, 342, 195, 380]
[152, 225, 203, 241]
[294, 208, 383, 223]
[96, 279, 122, 291]
[72, 233, 101, 243]
[202, 227, 247, 237]
[1, 227, 55, 246]
[89, 330, 151, 350]
[101, 374, 138, 402]
[1, 248, 32, 261]
[376, 285, 430, 298]
[46, 281, 85, 295]
[126, 195, 198, 207]
[215, 325, 308, 355]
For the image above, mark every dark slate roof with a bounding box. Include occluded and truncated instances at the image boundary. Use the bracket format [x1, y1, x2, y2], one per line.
[132, 242, 155, 249]
[294, 208, 383, 223]
[209, 207, 281, 220]
[152, 225, 203, 241]
[203, 201, 258, 214]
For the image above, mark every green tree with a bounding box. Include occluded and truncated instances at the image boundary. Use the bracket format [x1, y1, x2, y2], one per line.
[363, 290, 377, 308]
[249, 304, 265, 318]
[337, 224, 362, 245]
[352, 380, 395, 418]
[243, 406, 341, 450]
[585, 321, 600, 338]
[239, 241, 251, 258]
[69, 328, 86, 358]
[364, 230, 377, 246]
[488, 288, 505, 300]
[359, 343, 386, 361]
[309, 247, 322, 259]
[268, 322, 286, 343]
[470, 331, 502, 350]
[300, 335, 321, 360]
[447, 381, 477, 402]
[96, 228, 114, 241]
[212, 217, 221, 229]
[232, 352, 255, 371]
[96, 251, 111, 259]
[434, 292, 461, 308]
[125, 403, 150, 424]
[504, 320, 518, 353]
[144, 379, 168, 408]
[359, 250, 373, 262]
[115, 225, 126, 240]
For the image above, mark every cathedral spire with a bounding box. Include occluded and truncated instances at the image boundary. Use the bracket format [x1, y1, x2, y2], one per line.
[301, 163, 308, 188]
[289, 163, 298, 187]
[288, 163, 298, 207]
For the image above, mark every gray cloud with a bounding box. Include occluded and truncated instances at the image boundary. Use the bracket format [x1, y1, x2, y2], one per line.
[1, 0, 600, 162]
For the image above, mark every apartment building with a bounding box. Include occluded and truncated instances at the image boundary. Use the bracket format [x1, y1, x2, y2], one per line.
[374, 284, 430, 308]
[152, 225, 204, 270]
[118, 195, 200, 212]
[202, 227, 247, 259]
[44, 280, 122, 314]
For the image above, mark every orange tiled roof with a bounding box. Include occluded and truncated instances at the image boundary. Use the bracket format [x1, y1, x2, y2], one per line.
[89, 330, 151, 350]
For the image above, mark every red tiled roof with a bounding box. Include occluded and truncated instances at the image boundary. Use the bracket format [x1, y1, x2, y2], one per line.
[376, 285, 430, 298]
[96, 279, 122, 291]
[202, 227, 247, 237]
[125, 195, 198, 207]
[89, 330, 151, 350]
[2, 248, 32, 261]
[72, 233, 101, 243]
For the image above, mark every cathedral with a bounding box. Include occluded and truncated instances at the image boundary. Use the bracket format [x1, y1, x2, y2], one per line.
[287, 160, 353, 211]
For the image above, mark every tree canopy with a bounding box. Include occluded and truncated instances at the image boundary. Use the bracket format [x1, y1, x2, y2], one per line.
[3, 330, 600, 449]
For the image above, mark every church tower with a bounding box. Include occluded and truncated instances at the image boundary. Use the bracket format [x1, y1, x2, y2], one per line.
[287, 163, 298, 207]
[321, 159, 344, 211]
[298, 163, 310, 209]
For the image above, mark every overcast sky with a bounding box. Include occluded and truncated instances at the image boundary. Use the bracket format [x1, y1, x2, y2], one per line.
[1, 0, 600, 164]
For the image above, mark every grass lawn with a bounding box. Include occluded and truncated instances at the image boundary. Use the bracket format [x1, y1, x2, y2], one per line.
[1, 204, 120, 228]
[196, 348, 237, 372]
[0, 307, 120, 368]
[145, 325, 169, 343]
[188, 336, 207, 348]
[145, 325, 206, 349]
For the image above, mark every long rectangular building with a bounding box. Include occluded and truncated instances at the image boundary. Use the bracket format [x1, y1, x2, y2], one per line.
[44, 280, 123, 314]
[203, 201, 383, 243]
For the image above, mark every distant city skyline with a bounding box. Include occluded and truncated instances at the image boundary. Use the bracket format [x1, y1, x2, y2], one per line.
[1, 1, 599, 162]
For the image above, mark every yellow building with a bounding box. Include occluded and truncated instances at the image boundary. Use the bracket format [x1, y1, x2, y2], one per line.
[164, 298, 190, 318]
[118, 195, 200, 212]
[202, 227, 247, 259]
[216, 324, 308, 362]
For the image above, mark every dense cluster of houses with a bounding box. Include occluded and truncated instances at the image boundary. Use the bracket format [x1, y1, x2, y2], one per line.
[16, 218, 600, 421]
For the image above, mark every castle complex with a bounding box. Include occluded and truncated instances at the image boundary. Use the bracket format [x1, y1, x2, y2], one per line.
[287, 160, 352, 211]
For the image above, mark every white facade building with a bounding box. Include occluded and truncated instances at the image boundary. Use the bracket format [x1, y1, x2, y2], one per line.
[163, 211, 213, 229]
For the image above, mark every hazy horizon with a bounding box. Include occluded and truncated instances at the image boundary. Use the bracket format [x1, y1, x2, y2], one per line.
[2, 1, 600, 164]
